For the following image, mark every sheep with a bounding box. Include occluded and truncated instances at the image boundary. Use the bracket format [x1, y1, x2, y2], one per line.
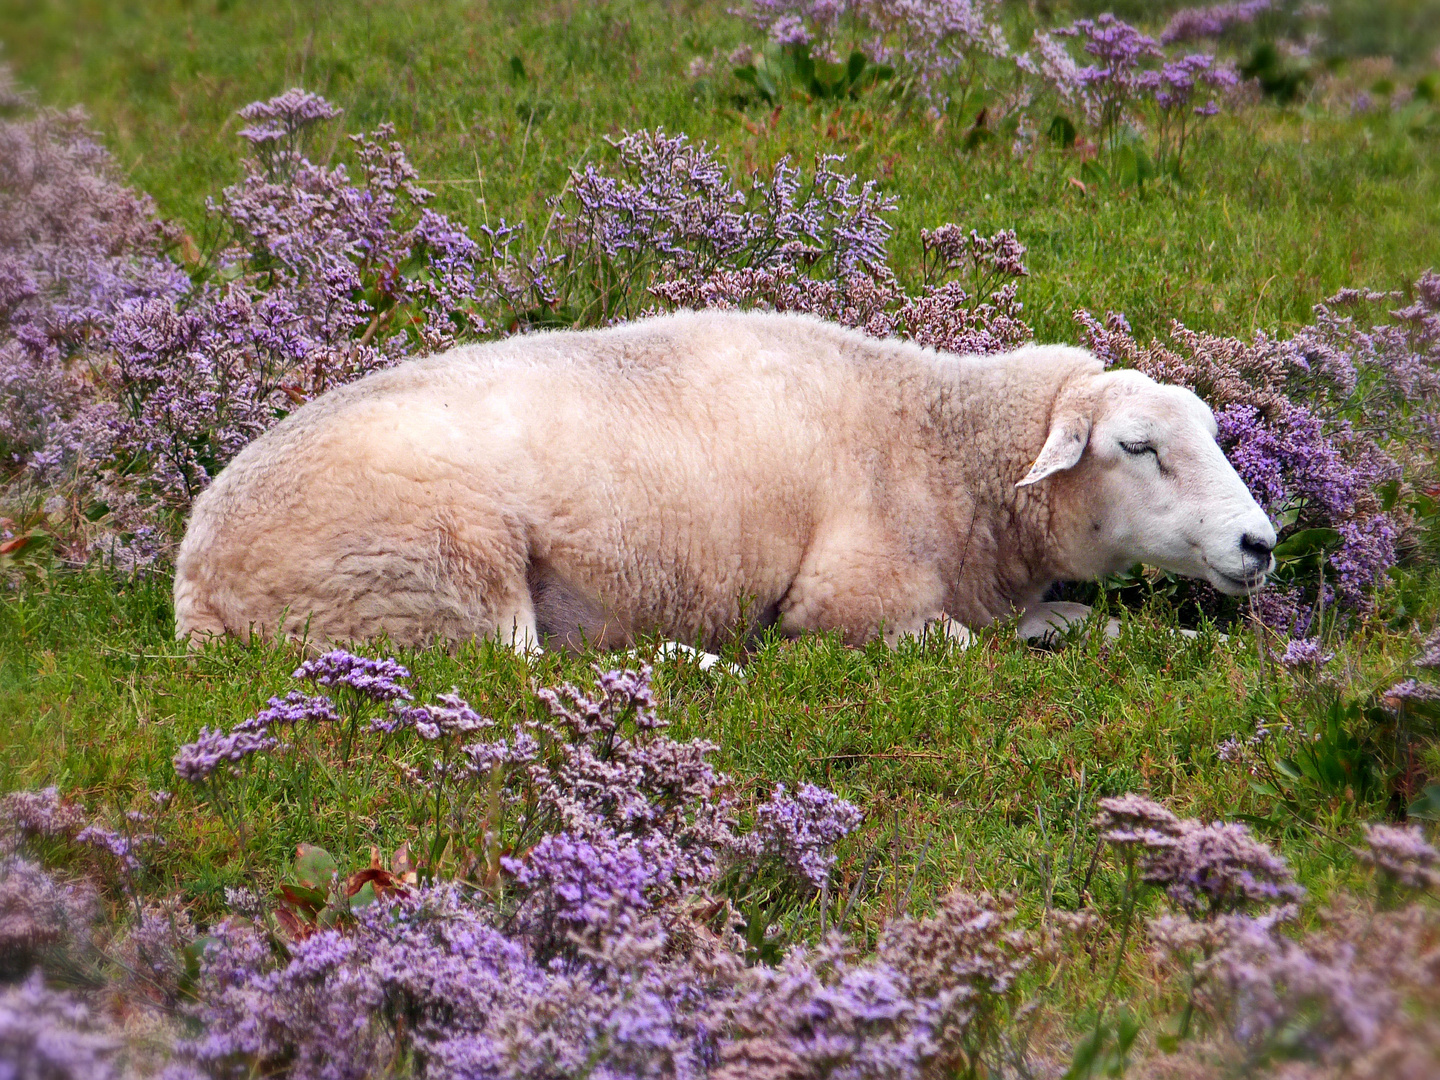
[173, 309, 1276, 657]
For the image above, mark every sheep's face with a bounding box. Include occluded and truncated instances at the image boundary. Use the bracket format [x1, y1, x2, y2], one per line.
[1019, 369, 1276, 595]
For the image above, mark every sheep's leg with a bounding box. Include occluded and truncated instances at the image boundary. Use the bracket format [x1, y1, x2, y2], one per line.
[495, 599, 543, 657]
[779, 531, 945, 648]
[1019, 601, 1121, 647]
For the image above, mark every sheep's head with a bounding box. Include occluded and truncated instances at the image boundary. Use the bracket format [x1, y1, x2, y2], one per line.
[1018, 367, 1276, 596]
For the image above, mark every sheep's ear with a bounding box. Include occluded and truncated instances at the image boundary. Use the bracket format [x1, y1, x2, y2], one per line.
[1016, 412, 1091, 487]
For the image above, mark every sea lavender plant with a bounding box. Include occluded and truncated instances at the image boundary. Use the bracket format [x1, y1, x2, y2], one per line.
[0, 855, 98, 979]
[751, 782, 864, 890]
[651, 224, 1033, 357]
[1055, 15, 1163, 155]
[735, 0, 1009, 106]
[1160, 0, 1274, 46]
[1355, 823, 1440, 893]
[1096, 794, 1304, 918]
[0, 785, 87, 850]
[1278, 636, 1334, 668]
[0, 972, 126, 1080]
[0, 66, 186, 499]
[1138, 53, 1240, 170]
[543, 131, 898, 325]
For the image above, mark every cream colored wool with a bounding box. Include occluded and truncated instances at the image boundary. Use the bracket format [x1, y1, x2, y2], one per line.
[174, 309, 1275, 651]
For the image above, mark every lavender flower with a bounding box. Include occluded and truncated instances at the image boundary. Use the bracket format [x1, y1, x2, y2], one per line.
[233, 690, 339, 733]
[1416, 630, 1440, 670]
[1384, 678, 1440, 703]
[292, 649, 413, 703]
[1055, 14, 1163, 149]
[74, 822, 161, 874]
[1354, 823, 1440, 891]
[1148, 821, 1304, 916]
[0, 856, 98, 978]
[117, 901, 198, 1004]
[172, 725, 278, 784]
[1279, 636, 1334, 669]
[753, 782, 864, 889]
[0, 973, 123, 1080]
[736, 1, 1009, 105]
[1093, 793, 1183, 847]
[1160, 0, 1273, 45]
[385, 692, 491, 741]
[0, 786, 86, 847]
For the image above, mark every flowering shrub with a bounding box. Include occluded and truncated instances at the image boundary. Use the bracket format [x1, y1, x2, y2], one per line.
[9, 763, 1438, 1077]
[0, 76, 187, 564]
[1103, 795, 1440, 1072]
[1161, 1, 1276, 47]
[735, 0, 1009, 107]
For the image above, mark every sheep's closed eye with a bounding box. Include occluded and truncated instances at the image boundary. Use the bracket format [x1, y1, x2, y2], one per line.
[1119, 440, 1156, 457]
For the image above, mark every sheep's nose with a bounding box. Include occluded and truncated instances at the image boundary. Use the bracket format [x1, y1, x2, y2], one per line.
[1240, 533, 1274, 561]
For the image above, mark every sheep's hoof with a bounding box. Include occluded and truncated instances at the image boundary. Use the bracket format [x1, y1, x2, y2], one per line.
[634, 641, 746, 679]
[1018, 602, 1109, 647]
[932, 617, 974, 650]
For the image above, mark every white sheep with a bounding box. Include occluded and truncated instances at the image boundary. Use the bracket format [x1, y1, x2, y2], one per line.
[173, 309, 1276, 655]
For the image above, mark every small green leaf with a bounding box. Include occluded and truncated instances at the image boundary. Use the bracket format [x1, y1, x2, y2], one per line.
[348, 881, 378, 910]
[1274, 757, 1305, 781]
[1408, 782, 1440, 821]
[1048, 115, 1077, 148]
[1273, 528, 1341, 560]
[295, 843, 338, 890]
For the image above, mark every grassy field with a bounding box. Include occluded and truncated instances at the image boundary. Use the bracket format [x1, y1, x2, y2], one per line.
[2, 0, 1440, 342]
[3, 0, 1440, 1072]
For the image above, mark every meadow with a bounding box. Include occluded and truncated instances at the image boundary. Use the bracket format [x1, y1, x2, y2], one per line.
[2, 1, 1440, 1077]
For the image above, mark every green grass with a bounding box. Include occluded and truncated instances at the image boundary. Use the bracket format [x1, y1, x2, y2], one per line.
[3, 0, 1440, 1063]
[2, 0, 1439, 342]
[1, 570, 1430, 933]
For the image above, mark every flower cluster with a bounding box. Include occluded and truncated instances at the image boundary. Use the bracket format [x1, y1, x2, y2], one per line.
[651, 224, 1034, 357]
[1160, 0, 1274, 46]
[0, 855, 98, 979]
[172, 724, 278, 784]
[545, 130, 899, 325]
[0, 972, 126, 1080]
[0, 69, 186, 515]
[750, 782, 864, 890]
[1354, 823, 1440, 891]
[293, 650, 414, 703]
[0, 785, 87, 847]
[1096, 794, 1303, 917]
[736, 0, 1009, 104]
[1278, 636, 1334, 668]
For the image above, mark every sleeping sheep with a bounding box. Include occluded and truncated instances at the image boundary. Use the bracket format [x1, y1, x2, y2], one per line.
[173, 309, 1276, 655]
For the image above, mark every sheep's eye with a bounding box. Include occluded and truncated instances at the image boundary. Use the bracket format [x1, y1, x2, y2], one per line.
[1120, 441, 1156, 457]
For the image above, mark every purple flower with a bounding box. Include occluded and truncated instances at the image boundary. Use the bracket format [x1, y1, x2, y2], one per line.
[1094, 793, 1184, 848]
[0, 973, 124, 1080]
[1354, 823, 1440, 891]
[753, 782, 864, 889]
[172, 725, 278, 783]
[293, 650, 413, 703]
[1383, 678, 1440, 703]
[1160, 0, 1273, 45]
[1, 786, 86, 846]
[74, 822, 161, 874]
[1279, 637, 1333, 669]
[233, 690, 340, 733]
[0, 856, 98, 978]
